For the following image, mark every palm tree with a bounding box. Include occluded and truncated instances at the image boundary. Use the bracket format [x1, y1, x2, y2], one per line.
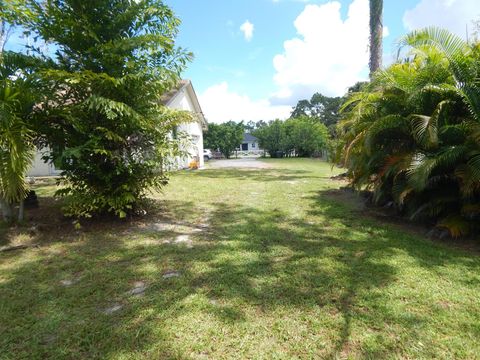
[338, 27, 480, 237]
[0, 52, 38, 222]
[369, 0, 383, 77]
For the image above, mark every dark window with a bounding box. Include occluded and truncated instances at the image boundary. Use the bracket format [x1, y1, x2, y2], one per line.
[252, 142, 256, 148]
[241, 143, 248, 151]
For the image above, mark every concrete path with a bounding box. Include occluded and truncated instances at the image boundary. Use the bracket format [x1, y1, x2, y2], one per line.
[206, 158, 273, 169]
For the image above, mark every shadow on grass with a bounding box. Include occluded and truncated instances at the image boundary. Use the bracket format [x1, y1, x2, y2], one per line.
[193, 168, 323, 183]
[1, 187, 479, 358]
[305, 189, 480, 356]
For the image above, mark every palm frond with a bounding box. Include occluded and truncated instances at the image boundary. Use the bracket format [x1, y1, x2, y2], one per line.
[407, 146, 467, 191]
[437, 215, 471, 238]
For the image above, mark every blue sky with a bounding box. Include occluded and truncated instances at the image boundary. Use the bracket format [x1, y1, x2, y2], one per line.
[169, 0, 416, 99]
[5, 0, 479, 123]
[167, 0, 479, 123]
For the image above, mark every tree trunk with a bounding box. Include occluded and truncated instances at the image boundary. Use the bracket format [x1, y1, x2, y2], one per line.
[369, 0, 383, 77]
[0, 198, 13, 222]
[18, 200, 25, 222]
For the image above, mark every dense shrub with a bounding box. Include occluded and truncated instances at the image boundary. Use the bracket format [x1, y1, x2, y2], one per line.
[13, 0, 193, 218]
[254, 117, 329, 158]
[203, 121, 244, 159]
[337, 27, 480, 237]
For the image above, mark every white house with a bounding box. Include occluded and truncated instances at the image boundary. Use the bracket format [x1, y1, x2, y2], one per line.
[161, 80, 207, 169]
[240, 133, 262, 152]
[28, 149, 61, 177]
[27, 80, 207, 176]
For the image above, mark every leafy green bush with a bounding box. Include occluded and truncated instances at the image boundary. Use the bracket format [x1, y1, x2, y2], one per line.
[14, 0, 193, 218]
[337, 27, 480, 237]
[0, 52, 40, 221]
[254, 117, 329, 158]
[254, 120, 287, 158]
[203, 121, 244, 159]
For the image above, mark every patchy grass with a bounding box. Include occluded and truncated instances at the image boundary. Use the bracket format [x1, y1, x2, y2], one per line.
[1, 158, 479, 359]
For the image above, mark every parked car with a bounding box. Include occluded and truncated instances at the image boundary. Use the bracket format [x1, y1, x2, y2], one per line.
[203, 149, 212, 161]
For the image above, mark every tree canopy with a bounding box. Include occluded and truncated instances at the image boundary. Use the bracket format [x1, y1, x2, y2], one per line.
[203, 121, 244, 159]
[337, 27, 480, 237]
[254, 117, 329, 158]
[291, 92, 343, 133]
[2, 0, 193, 219]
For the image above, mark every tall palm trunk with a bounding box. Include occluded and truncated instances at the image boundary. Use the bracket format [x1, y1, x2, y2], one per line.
[369, 0, 383, 77]
[0, 197, 13, 222]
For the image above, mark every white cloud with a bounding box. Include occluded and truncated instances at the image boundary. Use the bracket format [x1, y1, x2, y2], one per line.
[383, 26, 390, 38]
[271, 0, 370, 102]
[272, 0, 313, 2]
[403, 0, 479, 38]
[199, 82, 291, 123]
[240, 20, 254, 42]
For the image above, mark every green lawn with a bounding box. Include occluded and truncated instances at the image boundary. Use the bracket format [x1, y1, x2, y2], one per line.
[1, 159, 479, 359]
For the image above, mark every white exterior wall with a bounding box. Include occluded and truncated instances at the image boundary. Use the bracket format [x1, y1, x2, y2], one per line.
[27, 148, 60, 177]
[167, 87, 205, 169]
[240, 141, 261, 152]
[247, 141, 258, 151]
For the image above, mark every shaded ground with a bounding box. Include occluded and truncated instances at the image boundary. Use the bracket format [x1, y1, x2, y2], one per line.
[1, 159, 479, 359]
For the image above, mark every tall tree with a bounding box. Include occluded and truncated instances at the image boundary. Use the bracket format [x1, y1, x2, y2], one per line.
[204, 121, 243, 159]
[254, 120, 287, 158]
[15, 0, 193, 218]
[291, 92, 343, 129]
[0, 1, 13, 52]
[369, 0, 383, 77]
[0, 19, 13, 52]
[0, 52, 41, 221]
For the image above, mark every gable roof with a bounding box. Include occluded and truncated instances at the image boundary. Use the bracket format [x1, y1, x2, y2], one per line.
[160, 79, 207, 129]
[243, 133, 258, 142]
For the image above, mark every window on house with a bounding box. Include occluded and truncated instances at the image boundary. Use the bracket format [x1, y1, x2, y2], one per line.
[252, 142, 256, 148]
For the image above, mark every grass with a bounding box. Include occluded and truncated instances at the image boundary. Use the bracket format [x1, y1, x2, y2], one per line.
[1, 158, 479, 359]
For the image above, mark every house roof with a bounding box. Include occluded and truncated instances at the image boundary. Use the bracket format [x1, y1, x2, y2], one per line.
[243, 133, 258, 142]
[160, 79, 190, 105]
[160, 79, 207, 129]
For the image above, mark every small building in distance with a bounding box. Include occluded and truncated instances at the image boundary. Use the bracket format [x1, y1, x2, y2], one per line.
[239, 133, 262, 153]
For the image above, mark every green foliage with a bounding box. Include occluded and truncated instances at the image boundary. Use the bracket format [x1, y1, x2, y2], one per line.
[254, 117, 329, 158]
[338, 27, 480, 237]
[0, 51, 42, 220]
[286, 116, 329, 157]
[204, 121, 243, 159]
[291, 93, 343, 130]
[254, 119, 288, 158]
[4, 159, 480, 359]
[243, 120, 268, 133]
[10, 0, 194, 218]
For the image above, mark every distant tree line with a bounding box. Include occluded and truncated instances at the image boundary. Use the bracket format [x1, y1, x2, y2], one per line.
[253, 117, 329, 158]
[203, 121, 244, 159]
[203, 89, 355, 159]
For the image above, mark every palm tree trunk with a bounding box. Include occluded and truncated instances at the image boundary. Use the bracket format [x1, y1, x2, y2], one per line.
[18, 200, 25, 222]
[369, 0, 383, 77]
[0, 197, 13, 222]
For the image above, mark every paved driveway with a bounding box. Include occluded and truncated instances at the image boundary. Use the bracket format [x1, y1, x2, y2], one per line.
[206, 158, 272, 169]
